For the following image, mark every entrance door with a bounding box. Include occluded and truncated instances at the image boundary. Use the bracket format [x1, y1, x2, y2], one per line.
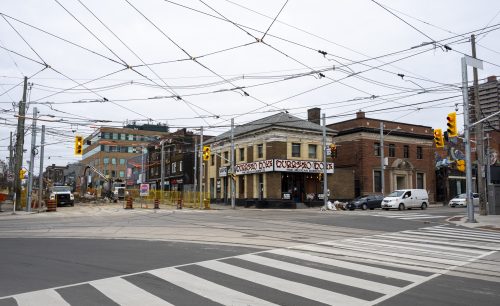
[396, 175, 406, 190]
[258, 174, 264, 200]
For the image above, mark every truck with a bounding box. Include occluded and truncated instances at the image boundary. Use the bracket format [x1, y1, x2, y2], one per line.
[49, 185, 74, 206]
[82, 165, 127, 202]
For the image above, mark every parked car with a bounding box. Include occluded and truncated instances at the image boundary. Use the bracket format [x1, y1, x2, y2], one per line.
[346, 194, 384, 210]
[449, 193, 479, 207]
[381, 189, 429, 210]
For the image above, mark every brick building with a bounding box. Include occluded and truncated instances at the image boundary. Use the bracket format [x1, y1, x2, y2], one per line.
[146, 128, 205, 192]
[328, 111, 436, 202]
[203, 109, 354, 207]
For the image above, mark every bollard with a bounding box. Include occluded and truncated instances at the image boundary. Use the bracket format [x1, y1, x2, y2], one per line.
[203, 198, 210, 210]
[154, 198, 159, 209]
[46, 199, 57, 212]
[125, 197, 133, 209]
[177, 199, 182, 209]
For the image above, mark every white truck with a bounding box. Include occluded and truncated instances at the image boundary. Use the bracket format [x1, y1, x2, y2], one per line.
[49, 185, 74, 206]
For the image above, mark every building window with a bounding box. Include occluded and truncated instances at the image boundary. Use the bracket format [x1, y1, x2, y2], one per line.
[417, 173, 425, 189]
[257, 144, 263, 158]
[374, 170, 382, 193]
[112, 133, 118, 140]
[179, 161, 183, 172]
[417, 146, 423, 159]
[292, 143, 301, 157]
[120, 158, 126, 165]
[211, 154, 215, 166]
[308, 144, 317, 159]
[404, 145, 410, 158]
[119, 171, 125, 178]
[223, 151, 229, 164]
[120, 133, 126, 140]
[389, 144, 395, 158]
[239, 148, 244, 161]
[171, 162, 176, 173]
[128, 134, 134, 141]
[111, 158, 116, 165]
[374, 142, 381, 156]
[103, 157, 109, 164]
[111, 170, 116, 177]
[238, 176, 245, 195]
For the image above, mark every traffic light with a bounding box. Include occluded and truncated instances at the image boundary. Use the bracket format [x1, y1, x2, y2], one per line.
[74, 135, 83, 155]
[19, 168, 26, 179]
[202, 145, 210, 161]
[329, 143, 337, 158]
[433, 129, 444, 148]
[446, 112, 457, 137]
[456, 159, 465, 172]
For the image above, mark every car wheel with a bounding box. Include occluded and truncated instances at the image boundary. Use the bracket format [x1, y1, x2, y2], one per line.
[421, 202, 427, 210]
[398, 203, 405, 211]
[383, 208, 389, 211]
[369, 208, 375, 210]
[361, 203, 368, 210]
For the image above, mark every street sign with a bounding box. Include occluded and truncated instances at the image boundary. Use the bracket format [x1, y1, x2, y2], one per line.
[139, 183, 149, 197]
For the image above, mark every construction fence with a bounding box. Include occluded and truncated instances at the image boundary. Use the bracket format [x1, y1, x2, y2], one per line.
[125, 190, 211, 209]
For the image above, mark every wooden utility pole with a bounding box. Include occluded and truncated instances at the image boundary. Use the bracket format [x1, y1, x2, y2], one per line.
[471, 34, 487, 215]
[13, 76, 28, 210]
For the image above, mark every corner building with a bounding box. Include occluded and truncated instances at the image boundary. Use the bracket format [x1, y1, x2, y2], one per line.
[204, 110, 343, 207]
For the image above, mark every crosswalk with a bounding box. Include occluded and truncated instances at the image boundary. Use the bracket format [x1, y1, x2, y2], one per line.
[2, 225, 500, 306]
[362, 211, 448, 220]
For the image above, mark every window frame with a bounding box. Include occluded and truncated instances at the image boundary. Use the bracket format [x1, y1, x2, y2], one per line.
[308, 144, 317, 159]
[291, 143, 301, 158]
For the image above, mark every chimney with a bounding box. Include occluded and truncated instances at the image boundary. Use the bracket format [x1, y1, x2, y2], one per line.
[356, 110, 365, 119]
[487, 75, 497, 83]
[307, 108, 320, 125]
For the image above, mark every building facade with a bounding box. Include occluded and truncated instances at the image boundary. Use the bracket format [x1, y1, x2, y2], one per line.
[328, 111, 436, 201]
[204, 110, 341, 206]
[81, 124, 169, 188]
[146, 128, 202, 192]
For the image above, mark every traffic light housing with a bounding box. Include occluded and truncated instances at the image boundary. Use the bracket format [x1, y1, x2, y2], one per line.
[202, 145, 210, 161]
[74, 135, 83, 155]
[456, 159, 465, 172]
[433, 129, 444, 148]
[19, 168, 26, 179]
[446, 112, 457, 137]
[329, 144, 337, 158]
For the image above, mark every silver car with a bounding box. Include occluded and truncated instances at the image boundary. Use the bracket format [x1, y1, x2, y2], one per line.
[448, 193, 479, 207]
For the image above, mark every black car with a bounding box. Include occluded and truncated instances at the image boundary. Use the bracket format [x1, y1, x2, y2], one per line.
[346, 195, 384, 210]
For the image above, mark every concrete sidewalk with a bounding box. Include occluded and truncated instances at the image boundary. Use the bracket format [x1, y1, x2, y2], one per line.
[447, 213, 500, 231]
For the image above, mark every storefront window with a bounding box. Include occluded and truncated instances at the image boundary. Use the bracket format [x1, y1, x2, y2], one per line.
[308, 144, 317, 158]
[292, 143, 301, 157]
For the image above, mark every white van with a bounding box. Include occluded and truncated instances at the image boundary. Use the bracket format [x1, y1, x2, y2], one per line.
[381, 189, 429, 210]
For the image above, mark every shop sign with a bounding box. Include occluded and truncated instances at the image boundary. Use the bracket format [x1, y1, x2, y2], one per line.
[274, 159, 334, 174]
[234, 160, 274, 175]
[219, 167, 227, 177]
[216, 179, 221, 192]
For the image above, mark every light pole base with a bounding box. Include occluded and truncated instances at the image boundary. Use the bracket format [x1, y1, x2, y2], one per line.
[466, 218, 477, 223]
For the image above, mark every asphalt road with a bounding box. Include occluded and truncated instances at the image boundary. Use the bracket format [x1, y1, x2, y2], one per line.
[0, 204, 498, 305]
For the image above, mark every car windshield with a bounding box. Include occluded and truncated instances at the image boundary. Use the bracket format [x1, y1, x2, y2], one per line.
[355, 196, 369, 200]
[455, 194, 467, 199]
[387, 191, 405, 197]
[52, 186, 71, 192]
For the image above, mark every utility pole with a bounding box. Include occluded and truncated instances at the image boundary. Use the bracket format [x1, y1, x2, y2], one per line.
[322, 113, 328, 209]
[38, 125, 45, 212]
[471, 34, 487, 215]
[160, 139, 165, 201]
[380, 122, 385, 195]
[14, 76, 28, 210]
[193, 135, 197, 194]
[8, 131, 13, 195]
[230, 118, 235, 209]
[199, 126, 203, 209]
[26, 107, 37, 212]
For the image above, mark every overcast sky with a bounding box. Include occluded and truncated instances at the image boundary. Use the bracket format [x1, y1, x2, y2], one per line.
[1, 0, 500, 172]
